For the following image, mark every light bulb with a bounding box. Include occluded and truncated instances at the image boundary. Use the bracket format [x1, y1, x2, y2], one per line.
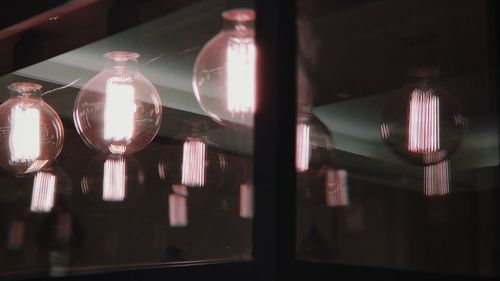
[193, 9, 256, 127]
[181, 138, 206, 187]
[424, 160, 450, 196]
[81, 154, 144, 206]
[239, 183, 254, 219]
[30, 171, 57, 213]
[381, 68, 464, 165]
[74, 51, 162, 155]
[169, 186, 188, 227]
[30, 167, 72, 213]
[158, 119, 226, 188]
[325, 168, 349, 207]
[296, 111, 334, 174]
[0, 83, 64, 176]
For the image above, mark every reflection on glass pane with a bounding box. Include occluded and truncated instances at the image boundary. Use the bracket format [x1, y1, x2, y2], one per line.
[296, 0, 498, 277]
[0, 0, 254, 277]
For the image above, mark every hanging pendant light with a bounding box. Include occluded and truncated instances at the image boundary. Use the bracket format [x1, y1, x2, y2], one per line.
[0, 82, 64, 176]
[74, 51, 162, 155]
[193, 9, 256, 128]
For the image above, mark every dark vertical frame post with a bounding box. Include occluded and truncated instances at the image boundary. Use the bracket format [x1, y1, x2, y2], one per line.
[253, 0, 297, 280]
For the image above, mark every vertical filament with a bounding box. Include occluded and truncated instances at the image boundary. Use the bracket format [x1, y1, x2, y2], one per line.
[408, 89, 440, 153]
[181, 139, 206, 187]
[226, 38, 256, 114]
[30, 171, 57, 213]
[9, 105, 40, 162]
[296, 123, 310, 172]
[103, 157, 126, 202]
[169, 193, 187, 227]
[424, 161, 450, 196]
[326, 169, 349, 207]
[240, 183, 254, 218]
[104, 78, 136, 143]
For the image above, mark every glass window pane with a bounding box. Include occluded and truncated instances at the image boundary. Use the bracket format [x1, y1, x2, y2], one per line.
[296, 0, 498, 277]
[0, 0, 254, 277]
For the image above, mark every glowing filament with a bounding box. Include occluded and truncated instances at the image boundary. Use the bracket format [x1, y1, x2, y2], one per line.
[226, 38, 256, 114]
[424, 161, 450, 196]
[169, 193, 187, 227]
[104, 79, 136, 143]
[296, 123, 310, 172]
[103, 157, 126, 202]
[408, 89, 440, 153]
[326, 169, 349, 207]
[9, 105, 40, 162]
[30, 172, 57, 213]
[181, 139, 206, 187]
[240, 183, 254, 218]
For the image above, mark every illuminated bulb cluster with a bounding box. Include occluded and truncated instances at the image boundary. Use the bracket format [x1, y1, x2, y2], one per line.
[424, 161, 450, 196]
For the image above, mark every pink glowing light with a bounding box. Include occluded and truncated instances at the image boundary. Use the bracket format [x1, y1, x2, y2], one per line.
[408, 89, 440, 154]
[169, 193, 187, 227]
[102, 157, 126, 202]
[296, 123, 310, 172]
[181, 138, 206, 187]
[239, 183, 254, 218]
[326, 169, 349, 207]
[30, 171, 57, 213]
[226, 38, 256, 114]
[424, 161, 450, 196]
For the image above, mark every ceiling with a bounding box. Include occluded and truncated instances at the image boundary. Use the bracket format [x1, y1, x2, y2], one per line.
[1, 0, 497, 171]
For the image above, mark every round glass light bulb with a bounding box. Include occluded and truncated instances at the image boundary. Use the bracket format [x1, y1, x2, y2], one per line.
[158, 119, 227, 188]
[74, 51, 162, 155]
[81, 154, 145, 208]
[0, 82, 64, 176]
[193, 9, 256, 128]
[380, 69, 464, 165]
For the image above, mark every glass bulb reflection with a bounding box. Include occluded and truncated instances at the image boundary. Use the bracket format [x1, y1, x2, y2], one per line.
[193, 9, 256, 127]
[30, 171, 57, 213]
[169, 189, 188, 227]
[74, 51, 162, 155]
[325, 169, 349, 207]
[296, 111, 334, 174]
[381, 69, 464, 165]
[181, 138, 206, 187]
[158, 119, 226, 189]
[424, 160, 450, 196]
[0, 82, 64, 175]
[81, 154, 144, 206]
[239, 183, 254, 219]
[102, 157, 127, 202]
[30, 167, 72, 214]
